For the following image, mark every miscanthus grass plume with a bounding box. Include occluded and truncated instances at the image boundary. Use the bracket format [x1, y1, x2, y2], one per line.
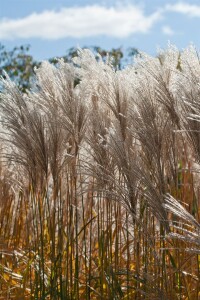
[0, 44, 200, 299]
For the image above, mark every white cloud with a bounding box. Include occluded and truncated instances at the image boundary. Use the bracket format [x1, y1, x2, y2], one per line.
[0, 4, 161, 40]
[166, 2, 200, 17]
[162, 25, 174, 36]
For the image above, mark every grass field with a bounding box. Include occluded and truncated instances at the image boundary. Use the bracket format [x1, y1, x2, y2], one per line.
[0, 45, 200, 299]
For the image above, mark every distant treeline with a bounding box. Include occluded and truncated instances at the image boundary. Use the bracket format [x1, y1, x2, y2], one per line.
[0, 44, 139, 92]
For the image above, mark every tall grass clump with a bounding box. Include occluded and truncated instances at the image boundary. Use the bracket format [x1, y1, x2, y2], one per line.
[0, 44, 200, 299]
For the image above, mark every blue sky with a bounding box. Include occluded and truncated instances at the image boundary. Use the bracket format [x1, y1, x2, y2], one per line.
[1, 1, 200, 61]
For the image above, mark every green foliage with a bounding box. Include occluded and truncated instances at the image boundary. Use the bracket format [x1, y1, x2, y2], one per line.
[0, 44, 139, 93]
[0, 44, 39, 92]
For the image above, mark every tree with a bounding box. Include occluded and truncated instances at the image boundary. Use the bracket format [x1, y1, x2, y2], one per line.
[0, 44, 139, 93]
[0, 44, 38, 93]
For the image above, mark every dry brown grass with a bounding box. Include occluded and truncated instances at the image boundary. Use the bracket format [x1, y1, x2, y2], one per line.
[0, 45, 200, 299]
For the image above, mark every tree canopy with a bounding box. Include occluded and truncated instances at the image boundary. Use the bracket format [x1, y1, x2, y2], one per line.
[0, 44, 139, 93]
